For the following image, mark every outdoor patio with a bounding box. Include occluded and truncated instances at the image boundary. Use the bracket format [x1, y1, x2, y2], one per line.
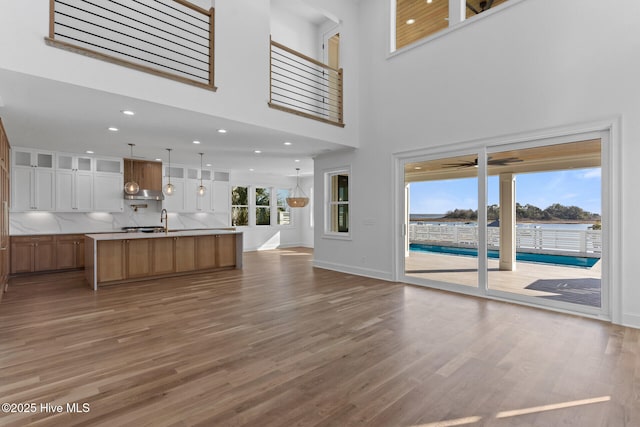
[405, 251, 602, 307]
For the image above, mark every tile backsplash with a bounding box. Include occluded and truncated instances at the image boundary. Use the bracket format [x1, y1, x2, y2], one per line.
[10, 201, 229, 235]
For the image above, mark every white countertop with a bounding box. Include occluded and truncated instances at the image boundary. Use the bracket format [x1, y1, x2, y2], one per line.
[86, 229, 242, 240]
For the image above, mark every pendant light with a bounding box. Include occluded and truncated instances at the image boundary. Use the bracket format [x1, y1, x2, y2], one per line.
[286, 168, 309, 207]
[163, 148, 174, 196]
[197, 153, 206, 197]
[124, 143, 139, 195]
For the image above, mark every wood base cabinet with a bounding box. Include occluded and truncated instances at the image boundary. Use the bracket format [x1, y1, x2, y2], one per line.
[11, 234, 87, 275]
[56, 234, 85, 270]
[11, 235, 56, 274]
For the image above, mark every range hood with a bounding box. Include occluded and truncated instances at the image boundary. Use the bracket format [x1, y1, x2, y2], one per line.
[123, 189, 165, 201]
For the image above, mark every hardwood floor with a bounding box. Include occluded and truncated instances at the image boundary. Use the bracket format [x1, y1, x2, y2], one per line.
[0, 248, 638, 426]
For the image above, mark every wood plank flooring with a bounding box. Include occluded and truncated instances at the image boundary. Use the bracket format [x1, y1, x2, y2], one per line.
[0, 248, 638, 426]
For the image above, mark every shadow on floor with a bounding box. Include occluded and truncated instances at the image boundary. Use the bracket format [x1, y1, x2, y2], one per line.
[525, 278, 601, 308]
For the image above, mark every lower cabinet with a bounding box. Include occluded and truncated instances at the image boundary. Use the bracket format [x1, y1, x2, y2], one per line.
[11, 235, 56, 274]
[96, 240, 126, 282]
[152, 238, 175, 275]
[12, 234, 86, 274]
[94, 234, 238, 285]
[126, 239, 152, 279]
[175, 236, 195, 272]
[56, 234, 85, 270]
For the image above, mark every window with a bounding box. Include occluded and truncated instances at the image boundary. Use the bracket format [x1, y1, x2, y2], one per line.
[231, 186, 248, 226]
[255, 187, 271, 226]
[277, 188, 291, 225]
[394, 0, 512, 50]
[325, 168, 350, 235]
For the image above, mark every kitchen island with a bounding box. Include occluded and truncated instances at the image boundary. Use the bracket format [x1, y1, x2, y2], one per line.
[84, 230, 243, 290]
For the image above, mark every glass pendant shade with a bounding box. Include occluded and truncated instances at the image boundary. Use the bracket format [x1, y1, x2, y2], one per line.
[197, 152, 206, 197]
[163, 148, 174, 196]
[124, 143, 139, 195]
[286, 168, 309, 208]
[124, 181, 140, 195]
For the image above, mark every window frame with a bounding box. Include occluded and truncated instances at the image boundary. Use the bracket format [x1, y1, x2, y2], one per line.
[324, 166, 351, 239]
[276, 187, 292, 226]
[231, 185, 249, 227]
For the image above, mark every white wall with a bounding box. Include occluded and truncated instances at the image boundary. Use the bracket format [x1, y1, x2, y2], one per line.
[270, 4, 320, 59]
[313, 0, 640, 327]
[0, 0, 359, 148]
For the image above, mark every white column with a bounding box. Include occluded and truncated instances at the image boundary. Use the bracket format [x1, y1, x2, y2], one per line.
[449, 0, 466, 26]
[499, 173, 516, 271]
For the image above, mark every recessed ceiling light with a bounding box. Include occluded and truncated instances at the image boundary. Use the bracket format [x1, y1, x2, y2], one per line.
[406, 18, 416, 25]
[86, 150, 94, 154]
[218, 129, 227, 133]
[254, 150, 262, 154]
[295, 159, 301, 162]
[249, 168, 255, 172]
[108, 127, 118, 132]
[284, 141, 292, 146]
[193, 140, 201, 144]
[206, 163, 212, 167]
[121, 110, 135, 116]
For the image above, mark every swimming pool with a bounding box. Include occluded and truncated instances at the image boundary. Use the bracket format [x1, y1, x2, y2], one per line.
[409, 244, 600, 268]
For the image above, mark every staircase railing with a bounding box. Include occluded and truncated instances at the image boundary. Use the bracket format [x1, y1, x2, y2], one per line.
[46, 0, 215, 90]
[269, 38, 344, 127]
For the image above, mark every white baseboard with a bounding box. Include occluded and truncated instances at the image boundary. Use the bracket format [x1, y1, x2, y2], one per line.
[621, 313, 640, 329]
[312, 260, 394, 282]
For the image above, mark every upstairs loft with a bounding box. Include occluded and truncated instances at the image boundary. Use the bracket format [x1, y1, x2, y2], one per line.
[46, 0, 344, 128]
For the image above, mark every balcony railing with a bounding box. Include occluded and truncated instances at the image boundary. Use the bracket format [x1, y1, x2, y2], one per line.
[46, 0, 215, 90]
[269, 38, 344, 127]
[409, 224, 602, 255]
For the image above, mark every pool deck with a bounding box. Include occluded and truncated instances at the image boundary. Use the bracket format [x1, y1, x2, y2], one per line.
[405, 251, 601, 299]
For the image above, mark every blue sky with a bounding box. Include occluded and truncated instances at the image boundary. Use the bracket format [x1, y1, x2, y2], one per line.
[409, 168, 602, 215]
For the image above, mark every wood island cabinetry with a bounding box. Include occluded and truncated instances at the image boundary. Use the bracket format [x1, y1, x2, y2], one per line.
[86, 231, 242, 290]
[175, 236, 195, 272]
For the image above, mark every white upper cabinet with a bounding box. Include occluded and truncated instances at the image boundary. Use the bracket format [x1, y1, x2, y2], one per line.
[11, 148, 55, 211]
[55, 153, 94, 212]
[93, 156, 123, 212]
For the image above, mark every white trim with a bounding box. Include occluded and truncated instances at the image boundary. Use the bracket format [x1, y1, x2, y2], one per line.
[323, 165, 351, 239]
[313, 260, 394, 282]
[393, 118, 621, 323]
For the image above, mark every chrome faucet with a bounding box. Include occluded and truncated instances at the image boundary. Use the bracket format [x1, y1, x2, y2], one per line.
[160, 208, 168, 233]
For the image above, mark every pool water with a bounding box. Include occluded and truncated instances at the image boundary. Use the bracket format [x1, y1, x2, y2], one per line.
[409, 244, 600, 268]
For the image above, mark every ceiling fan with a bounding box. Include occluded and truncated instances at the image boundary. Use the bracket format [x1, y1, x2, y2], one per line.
[442, 156, 523, 168]
[466, 0, 494, 15]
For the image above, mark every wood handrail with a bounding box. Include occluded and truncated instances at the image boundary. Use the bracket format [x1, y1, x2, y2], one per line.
[47, 0, 215, 90]
[172, 0, 212, 17]
[271, 39, 341, 74]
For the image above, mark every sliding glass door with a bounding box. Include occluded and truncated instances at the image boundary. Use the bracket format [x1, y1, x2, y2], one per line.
[399, 133, 609, 318]
[404, 153, 479, 290]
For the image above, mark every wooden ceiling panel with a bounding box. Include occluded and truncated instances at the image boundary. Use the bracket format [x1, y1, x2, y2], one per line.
[405, 140, 602, 183]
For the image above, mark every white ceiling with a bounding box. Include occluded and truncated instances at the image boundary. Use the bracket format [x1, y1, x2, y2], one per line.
[0, 68, 345, 177]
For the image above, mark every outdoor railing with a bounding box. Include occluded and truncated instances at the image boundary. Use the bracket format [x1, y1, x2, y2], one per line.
[46, 0, 215, 90]
[409, 224, 602, 255]
[269, 38, 344, 127]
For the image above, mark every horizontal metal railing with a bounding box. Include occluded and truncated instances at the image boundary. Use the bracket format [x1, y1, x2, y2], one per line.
[46, 0, 215, 90]
[269, 38, 344, 127]
[409, 224, 602, 255]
